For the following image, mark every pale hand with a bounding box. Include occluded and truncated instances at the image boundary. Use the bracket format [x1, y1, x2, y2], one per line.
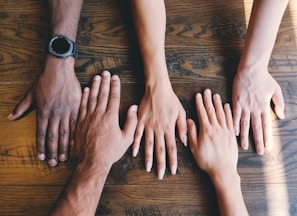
[132, 82, 187, 179]
[232, 69, 285, 154]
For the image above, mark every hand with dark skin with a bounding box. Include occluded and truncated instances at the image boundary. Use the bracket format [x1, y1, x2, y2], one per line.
[7, 56, 81, 166]
[7, 0, 84, 166]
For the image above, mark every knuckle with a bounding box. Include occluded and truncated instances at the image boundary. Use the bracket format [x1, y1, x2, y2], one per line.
[47, 133, 57, 142]
[59, 129, 69, 137]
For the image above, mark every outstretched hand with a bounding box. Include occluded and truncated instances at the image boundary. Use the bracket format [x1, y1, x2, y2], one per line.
[132, 82, 187, 180]
[75, 71, 138, 167]
[187, 89, 248, 216]
[232, 69, 285, 154]
[7, 56, 81, 166]
[187, 89, 238, 180]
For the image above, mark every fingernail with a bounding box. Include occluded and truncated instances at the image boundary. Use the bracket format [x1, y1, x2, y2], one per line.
[132, 148, 138, 157]
[59, 154, 67, 162]
[111, 75, 119, 80]
[131, 105, 138, 113]
[279, 111, 285, 119]
[48, 159, 57, 167]
[146, 161, 152, 172]
[6, 113, 13, 119]
[158, 168, 165, 180]
[38, 153, 45, 161]
[171, 165, 177, 175]
[242, 144, 248, 150]
[234, 128, 239, 136]
[101, 70, 110, 77]
[183, 135, 187, 146]
[257, 148, 264, 155]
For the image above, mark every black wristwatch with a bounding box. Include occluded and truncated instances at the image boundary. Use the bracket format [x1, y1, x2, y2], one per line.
[48, 35, 78, 59]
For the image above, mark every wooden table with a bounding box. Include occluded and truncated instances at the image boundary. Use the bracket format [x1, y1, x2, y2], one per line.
[1, 0, 297, 215]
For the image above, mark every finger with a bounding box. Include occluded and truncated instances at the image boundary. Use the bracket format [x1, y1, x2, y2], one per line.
[132, 123, 144, 157]
[47, 117, 60, 167]
[36, 111, 48, 161]
[272, 85, 285, 119]
[240, 111, 250, 150]
[96, 70, 111, 113]
[224, 103, 234, 132]
[122, 105, 138, 147]
[78, 87, 90, 123]
[213, 94, 226, 127]
[87, 75, 101, 113]
[232, 99, 242, 136]
[155, 131, 166, 180]
[203, 89, 218, 125]
[106, 75, 121, 115]
[144, 128, 154, 173]
[177, 108, 188, 146]
[195, 93, 209, 127]
[7, 88, 34, 120]
[165, 127, 177, 175]
[69, 111, 78, 148]
[186, 119, 198, 149]
[262, 108, 273, 151]
[58, 117, 70, 162]
[251, 112, 264, 155]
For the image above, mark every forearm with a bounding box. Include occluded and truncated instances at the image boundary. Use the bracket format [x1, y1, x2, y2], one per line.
[49, 0, 84, 41]
[240, 0, 289, 69]
[212, 173, 248, 216]
[131, 0, 169, 85]
[50, 162, 111, 216]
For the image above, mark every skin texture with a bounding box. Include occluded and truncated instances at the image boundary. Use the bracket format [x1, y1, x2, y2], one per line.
[7, 0, 84, 166]
[233, 0, 288, 154]
[187, 89, 249, 216]
[131, 0, 187, 180]
[50, 71, 138, 216]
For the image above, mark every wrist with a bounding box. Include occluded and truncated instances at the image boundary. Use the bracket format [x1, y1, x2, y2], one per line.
[211, 171, 241, 192]
[43, 54, 76, 75]
[76, 159, 112, 180]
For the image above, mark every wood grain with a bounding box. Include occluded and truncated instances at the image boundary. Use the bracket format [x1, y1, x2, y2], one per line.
[1, 0, 297, 215]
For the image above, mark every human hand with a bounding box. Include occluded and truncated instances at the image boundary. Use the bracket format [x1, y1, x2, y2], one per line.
[132, 81, 187, 179]
[187, 89, 238, 181]
[232, 68, 285, 154]
[75, 71, 138, 169]
[7, 55, 81, 166]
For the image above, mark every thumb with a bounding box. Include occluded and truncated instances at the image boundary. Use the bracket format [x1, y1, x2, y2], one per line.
[7, 88, 34, 121]
[122, 105, 138, 146]
[272, 85, 285, 119]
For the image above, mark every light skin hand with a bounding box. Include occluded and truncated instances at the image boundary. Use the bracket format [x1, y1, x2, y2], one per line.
[50, 71, 138, 216]
[7, 56, 81, 166]
[232, 0, 287, 155]
[187, 89, 248, 216]
[132, 79, 187, 179]
[131, 0, 187, 180]
[232, 68, 285, 154]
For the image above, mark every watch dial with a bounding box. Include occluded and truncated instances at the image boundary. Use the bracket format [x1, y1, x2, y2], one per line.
[52, 38, 70, 54]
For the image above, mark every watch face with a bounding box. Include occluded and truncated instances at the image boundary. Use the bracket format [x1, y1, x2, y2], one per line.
[48, 35, 75, 58]
[52, 37, 71, 54]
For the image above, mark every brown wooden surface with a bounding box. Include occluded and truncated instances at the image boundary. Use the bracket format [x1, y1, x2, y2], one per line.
[1, 0, 297, 215]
